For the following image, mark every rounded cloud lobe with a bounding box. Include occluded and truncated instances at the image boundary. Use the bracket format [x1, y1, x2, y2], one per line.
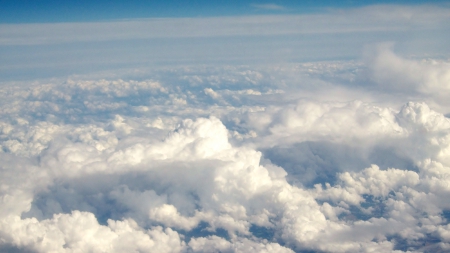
[2, 51, 450, 252]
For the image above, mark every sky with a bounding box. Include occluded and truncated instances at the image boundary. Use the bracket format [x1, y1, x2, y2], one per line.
[2, 0, 449, 23]
[1, 1, 450, 253]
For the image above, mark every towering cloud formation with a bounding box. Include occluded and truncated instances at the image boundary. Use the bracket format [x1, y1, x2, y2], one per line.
[367, 44, 450, 95]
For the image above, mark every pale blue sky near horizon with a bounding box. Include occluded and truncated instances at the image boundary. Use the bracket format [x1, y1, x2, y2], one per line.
[0, 1, 449, 81]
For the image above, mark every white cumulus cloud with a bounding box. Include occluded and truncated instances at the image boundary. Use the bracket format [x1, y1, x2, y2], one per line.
[2, 4, 450, 252]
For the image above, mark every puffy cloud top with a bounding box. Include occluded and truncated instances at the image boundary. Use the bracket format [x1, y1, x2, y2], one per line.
[2, 39, 450, 252]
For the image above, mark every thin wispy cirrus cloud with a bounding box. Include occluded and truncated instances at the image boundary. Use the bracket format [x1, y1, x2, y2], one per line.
[251, 3, 286, 11]
[1, 1, 450, 253]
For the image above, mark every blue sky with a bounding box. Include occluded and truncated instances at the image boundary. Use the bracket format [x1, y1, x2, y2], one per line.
[1, 2, 449, 81]
[1, 0, 449, 23]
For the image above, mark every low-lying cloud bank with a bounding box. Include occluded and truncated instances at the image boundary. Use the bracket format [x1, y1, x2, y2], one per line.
[1, 48, 450, 252]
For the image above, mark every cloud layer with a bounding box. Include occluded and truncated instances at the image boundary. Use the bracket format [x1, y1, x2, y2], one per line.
[1, 46, 450, 252]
